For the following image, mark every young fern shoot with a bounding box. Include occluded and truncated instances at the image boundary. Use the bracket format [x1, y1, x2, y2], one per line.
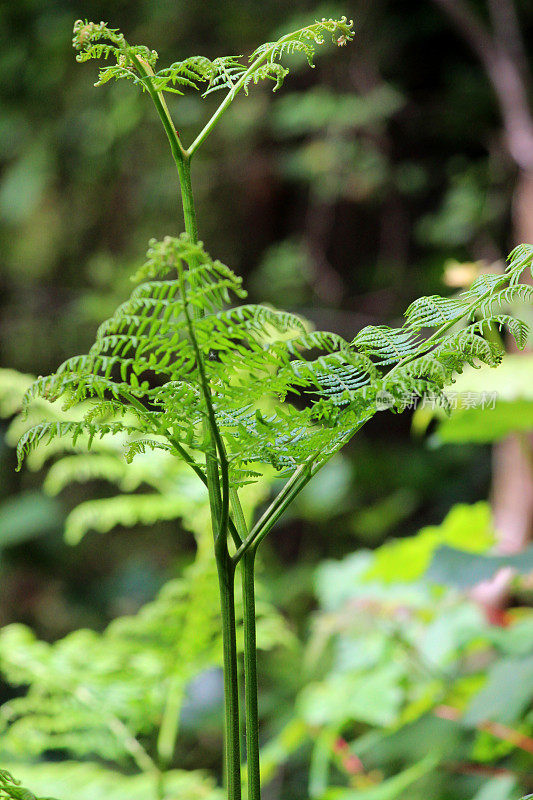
[16, 15, 533, 800]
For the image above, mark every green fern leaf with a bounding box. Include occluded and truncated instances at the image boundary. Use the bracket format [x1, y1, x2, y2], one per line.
[16, 421, 139, 471]
[18, 233, 533, 480]
[0, 769, 57, 800]
[506, 242, 533, 285]
[72, 16, 354, 106]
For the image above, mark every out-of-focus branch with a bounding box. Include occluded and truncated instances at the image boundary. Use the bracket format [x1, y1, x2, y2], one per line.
[435, 704, 533, 755]
[434, 0, 533, 170]
[434, 0, 533, 559]
[433, 0, 496, 67]
[487, 0, 529, 78]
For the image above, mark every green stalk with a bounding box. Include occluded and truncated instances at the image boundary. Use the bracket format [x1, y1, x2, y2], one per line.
[233, 462, 314, 562]
[242, 551, 261, 800]
[134, 49, 364, 799]
[187, 25, 327, 157]
[216, 546, 242, 800]
[231, 490, 261, 800]
[175, 156, 199, 244]
[138, 63, 241, 798]
[157, 678, 185, 769]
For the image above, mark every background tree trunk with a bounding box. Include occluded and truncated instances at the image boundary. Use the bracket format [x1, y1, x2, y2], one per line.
[434, 0, 533, 556]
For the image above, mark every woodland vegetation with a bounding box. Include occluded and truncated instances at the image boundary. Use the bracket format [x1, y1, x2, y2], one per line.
[0, 3, 532, 800]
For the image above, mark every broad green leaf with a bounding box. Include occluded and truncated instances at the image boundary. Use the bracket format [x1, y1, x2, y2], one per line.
[0, 492, 62, 549]
[465, 655, 533, 726]
[471, 776, 517, 800]
[435, 400, 533, 444]
[426, 544, 533, 589]
[365, 502, 494, 583]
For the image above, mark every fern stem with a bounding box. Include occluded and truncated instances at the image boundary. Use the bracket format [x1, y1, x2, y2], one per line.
[127, 50, 198, 240]
[187, 25, 324, 157]
[75, 686, 161, 779]
[385, 280, 506, 377]
[242, 550, 261, 800]
[217, 548, 242, 800]
[230, 489, 261, 800]
[157, 677, 185, 770]
[175, 156, 199, 242]
[165, 100, 239, 800]
[233, 462, 314, 562]
[177, 260, 230, 541]
[139, 49, 243, 798]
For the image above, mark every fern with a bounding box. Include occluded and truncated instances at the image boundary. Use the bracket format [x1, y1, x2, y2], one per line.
[12, 225, 533, 800]
[18, 235, 533, 484]
[0, 763, 222, 800]
[71, 17, 355, 142]
[0, 769, 58, 800]
[7, 17, 533, 800]
[0, 384, 288, 786]
[0, 541, 290, 764]
[16, 420, 141, 469]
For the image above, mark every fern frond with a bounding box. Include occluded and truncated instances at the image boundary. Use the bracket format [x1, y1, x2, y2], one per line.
[0, 768, 57, 800]
[249, 17, 355, 68]
[124, 438, 173, 464]
[22, 372, 151, 414]
[197, 305, 306, 347]
[72, 17, 354, 105]
[285, 329, 350, 355]
[404, 294, 471, 330]
[380, 319, 508, 414]
[16, 421, 140, 471]
[243, 62, 289, 94]
[201, 57, 247, 96]
[288, 351, 377, 402]
[64, 493, 198, 544]
[152, 56, 219, 93]
[353, 326, 421, 365]
[452, 328, 504, 367]
[94, 64, 144, 89]
[18, 232, 532, 479]
[72, 20, 124, 52]
[468, 314, 530, 349]
[479, 283, 533, 315]
[253, 38, 316, 67]
[506, 242, 533, 285]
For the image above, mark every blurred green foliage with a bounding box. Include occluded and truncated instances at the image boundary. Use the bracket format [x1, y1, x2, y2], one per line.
[274, 505, 533, 798]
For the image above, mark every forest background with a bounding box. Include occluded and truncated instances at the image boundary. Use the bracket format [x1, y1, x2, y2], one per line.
[1, 1, 533, 799]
